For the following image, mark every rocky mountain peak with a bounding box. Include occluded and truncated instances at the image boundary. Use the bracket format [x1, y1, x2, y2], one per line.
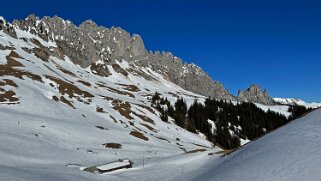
[237, 84, 275, 105]
[1, 14, 269, 103]
[0, 16, 7, 24]
[79, 19, 97, 28]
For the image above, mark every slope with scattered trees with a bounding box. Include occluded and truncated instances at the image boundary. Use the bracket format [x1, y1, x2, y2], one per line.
[151, 92, 314, 150]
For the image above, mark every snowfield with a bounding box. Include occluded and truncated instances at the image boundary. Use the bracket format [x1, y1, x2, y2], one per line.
[274, 98, 321, 109]
[0, 27, 219, 181]
[180, 109, 321, 181]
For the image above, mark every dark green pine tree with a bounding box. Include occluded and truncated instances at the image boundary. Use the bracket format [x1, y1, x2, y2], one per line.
[152, 92, 161, 104]
[174, 97, 187, 128]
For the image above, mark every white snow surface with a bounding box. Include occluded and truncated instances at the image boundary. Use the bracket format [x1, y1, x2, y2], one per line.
[274, 98, 321, 109]
[255, 103, 291, 118]
[0, 28, 218, 181]
[0, 26, 305, 181]
[179, 109, 321, 181]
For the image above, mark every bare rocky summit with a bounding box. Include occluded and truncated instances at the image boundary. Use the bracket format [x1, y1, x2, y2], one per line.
[2, 14, 275, 104]
[237, 84, 275, 105]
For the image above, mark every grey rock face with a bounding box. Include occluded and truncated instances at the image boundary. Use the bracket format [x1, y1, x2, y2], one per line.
[12, 15, 148, 67]
[140, 51, 235, 100]
[90, 62, 111, 77]
[237, 84, 275, 105]
[0, 16, 16, 38]
[3, 15, 253, 102]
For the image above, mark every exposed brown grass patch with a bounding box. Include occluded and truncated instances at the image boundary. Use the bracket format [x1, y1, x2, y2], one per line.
[29, 39, 65, 60]
[46, 76, 94, 99]
[33, 47, 49, 62]
[0, 64, 42, 82]
[117, 83, 140, 92]
[134, 104, 156, 115]
[8, 51, 21, 58]
[96, 106, 106, 113]
[6, 51, 23, 67]
[112, 64, 128, 76]
[99, 95, 114, 101]
[0, 79, 18, 87]
[78, 80, 91, 87]
[6, 57, 23, 67]
[30, 38, 43, 47]
[129, 130, 149, 141]
[132, 111, 155, 124]
[90, 63, 111, 77]
[60, 96, 75, 109]
[103, 142, 122, 149]
[96, 82, 134, 98]
[0, 90, 19, 102]
[0, 44, 15, 50]
[58, 66, 76, 77]
[185, 148, 207, 154]
[129, 122, 147, 133]
[112, 100, 133, 119]
[140, 123, 157, 132]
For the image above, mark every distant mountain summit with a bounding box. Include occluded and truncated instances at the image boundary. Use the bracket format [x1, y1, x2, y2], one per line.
[237, 84, 275, 105]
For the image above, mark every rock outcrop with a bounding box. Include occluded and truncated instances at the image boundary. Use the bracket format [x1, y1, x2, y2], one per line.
[237, 84, 275, 105]
[139, 51, 235, 100]
[6, 15, 236, 101]
[12, 15, 148, 67]
[3, 15, 282, 103]
[0, 16, 16, 38]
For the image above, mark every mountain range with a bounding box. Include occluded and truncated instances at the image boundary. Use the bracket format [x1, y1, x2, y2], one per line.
[3, 14, 288, 104]
[0, 15, 320, 181]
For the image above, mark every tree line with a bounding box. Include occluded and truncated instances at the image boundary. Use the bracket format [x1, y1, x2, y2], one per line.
[151, 92, 314, 150]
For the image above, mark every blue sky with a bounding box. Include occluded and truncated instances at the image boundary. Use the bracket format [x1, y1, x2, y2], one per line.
[2, 0, 321, 101]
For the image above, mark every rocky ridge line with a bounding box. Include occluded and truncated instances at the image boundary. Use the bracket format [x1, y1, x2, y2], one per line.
[238, 84, 275, 105]
[1, 15, 275, 104]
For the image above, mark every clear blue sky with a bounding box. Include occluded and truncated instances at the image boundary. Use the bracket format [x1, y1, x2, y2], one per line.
[2, 0, 321, 101]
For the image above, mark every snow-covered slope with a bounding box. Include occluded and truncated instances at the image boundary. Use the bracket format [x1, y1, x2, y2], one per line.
[255, 103, 291, 118]
[0, 26, 221, 180]
[274, 98, 321, 108]
[182, 109, 321, 181]
[0, 17, 303, 181]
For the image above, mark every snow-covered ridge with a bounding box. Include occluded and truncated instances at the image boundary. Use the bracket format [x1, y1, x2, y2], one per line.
[274, 98, 321, 108]
[187, 109, 321, 181]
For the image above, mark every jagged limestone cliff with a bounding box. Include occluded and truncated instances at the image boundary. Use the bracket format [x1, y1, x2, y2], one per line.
[3, 15, 277, 104]
[237, 84, 275, 105]
[10, 14, 235, 101]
